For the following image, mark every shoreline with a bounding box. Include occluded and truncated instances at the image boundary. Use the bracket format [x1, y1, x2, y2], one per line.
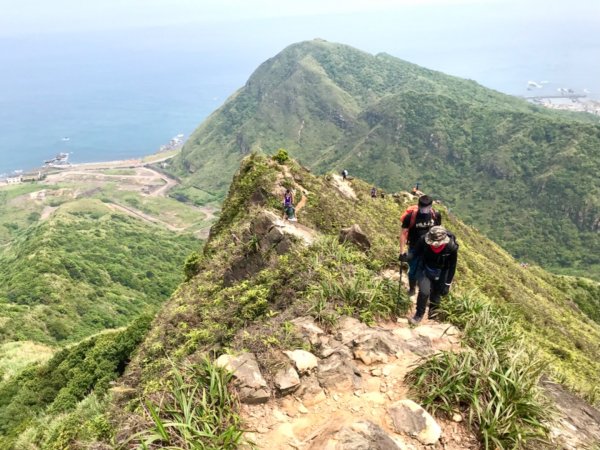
[1, 148, 181, 185]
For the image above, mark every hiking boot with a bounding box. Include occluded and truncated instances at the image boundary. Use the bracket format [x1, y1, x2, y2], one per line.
[428, 310, 438, 321]
[408, 287, 416, 296]
[409, 315, 423, 325]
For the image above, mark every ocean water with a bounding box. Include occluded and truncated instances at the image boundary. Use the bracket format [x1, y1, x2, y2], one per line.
[1, 8, 598, 175]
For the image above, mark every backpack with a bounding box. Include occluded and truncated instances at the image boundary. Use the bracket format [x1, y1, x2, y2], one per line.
[400, 205, 438, 230]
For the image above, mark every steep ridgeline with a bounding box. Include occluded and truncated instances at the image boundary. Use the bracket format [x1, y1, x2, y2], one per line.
[172, 39, 600, 278]
[0, 198, 198, 349]
[10, 154, 598, 449]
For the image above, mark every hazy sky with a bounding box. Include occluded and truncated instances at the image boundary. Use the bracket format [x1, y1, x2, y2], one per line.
[1, 0, 598, 36]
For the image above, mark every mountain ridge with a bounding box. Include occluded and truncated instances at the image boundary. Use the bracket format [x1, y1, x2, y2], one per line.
[171, 39, 600, 277]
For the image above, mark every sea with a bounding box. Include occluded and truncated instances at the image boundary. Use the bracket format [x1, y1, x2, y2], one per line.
[1, 7, 599, 176]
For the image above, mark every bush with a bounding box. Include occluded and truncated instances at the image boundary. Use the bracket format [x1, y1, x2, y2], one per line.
[272, 148, 289, 164]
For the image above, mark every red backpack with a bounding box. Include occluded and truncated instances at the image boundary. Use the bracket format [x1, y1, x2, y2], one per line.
[400, 205, 438, 230]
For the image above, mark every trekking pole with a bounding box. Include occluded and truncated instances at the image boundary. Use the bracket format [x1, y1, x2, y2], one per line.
[397, 260, 404, 314]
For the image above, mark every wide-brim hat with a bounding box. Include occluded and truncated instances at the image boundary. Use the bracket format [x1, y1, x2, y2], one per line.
[425, 226, 450, 246]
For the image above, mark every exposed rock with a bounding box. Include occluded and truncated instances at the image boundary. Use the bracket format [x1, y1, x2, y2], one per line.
[274, 366, 300, 394]
[387, 399, 441, 445]
[284, 349, 319, 374]
[542, 378, 600, 449]
[309, 420, 401, 449]
[215, 353, 270, 404]
[339, 224, 371, 251]
[318, 353, 362, 391]
[292, 317, 325, 345]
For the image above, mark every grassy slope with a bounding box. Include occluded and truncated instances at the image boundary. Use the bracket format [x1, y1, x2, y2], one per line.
[4, 153, 598, 448]
[94, 154, 599, 447]
[0, 198, 199, 347]
[171, 39, 600, 277]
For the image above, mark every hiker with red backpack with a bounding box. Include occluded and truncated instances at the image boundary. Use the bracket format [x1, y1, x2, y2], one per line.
[406, 226, 458, 324]
[399, 195, 441, 296]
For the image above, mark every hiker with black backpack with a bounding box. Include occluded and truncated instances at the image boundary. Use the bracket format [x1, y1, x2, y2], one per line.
[399, 195, 441, 296]
[406, 226, 458, 324]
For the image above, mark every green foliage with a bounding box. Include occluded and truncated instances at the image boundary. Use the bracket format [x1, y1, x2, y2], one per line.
[183, 251, 202, 281]
[407, 293, 550, 449]
[272, 148, 290, 164]
[0, 315, 152, 447]
[0, 202, 198, 345]
[132, 359, 244, 449]
[171, 39, 600, 277]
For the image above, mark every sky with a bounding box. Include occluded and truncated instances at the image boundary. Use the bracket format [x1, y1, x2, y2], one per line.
[1, 0, 598, 36]
[0, 0, 598, 173]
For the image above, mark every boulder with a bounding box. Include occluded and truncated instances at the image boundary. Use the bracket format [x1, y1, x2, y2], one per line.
[215, 353, 270, 404]
[284, 349, 319, 374]
[274, 366, 301, 394]
[387, 399, 441, 445]
[338, 224, 371, 251]
[309, 420, 401, 450]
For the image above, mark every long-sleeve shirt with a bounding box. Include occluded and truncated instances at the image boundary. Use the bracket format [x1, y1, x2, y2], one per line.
[411, 233, 459, 284]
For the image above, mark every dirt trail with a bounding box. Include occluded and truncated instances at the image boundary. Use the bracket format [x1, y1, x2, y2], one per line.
[331, 174, 357, 200]
[106, 203, 185, 232]
[40, 206, 58, 220]
[240, 315, 477, 450]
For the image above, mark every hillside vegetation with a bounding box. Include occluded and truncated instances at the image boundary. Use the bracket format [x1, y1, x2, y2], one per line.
[0, 198, 198, 349]
[25, 153, 590, 449]
[172, 39, 600, 278]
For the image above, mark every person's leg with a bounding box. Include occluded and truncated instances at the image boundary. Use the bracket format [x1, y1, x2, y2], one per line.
[414, 276, 432, 320]
[407, 248, 418, 295]
[428, 281, 443, 319]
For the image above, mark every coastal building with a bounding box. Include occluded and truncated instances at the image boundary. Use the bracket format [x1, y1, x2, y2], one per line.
[6, 176, 22, 184]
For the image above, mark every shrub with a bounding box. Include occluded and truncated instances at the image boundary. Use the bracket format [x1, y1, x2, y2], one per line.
[272, 148, 289, 164]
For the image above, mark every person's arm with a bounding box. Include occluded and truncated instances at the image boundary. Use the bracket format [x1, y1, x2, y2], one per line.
[445, 250, 458, 285]
[399, 214, 410, 254]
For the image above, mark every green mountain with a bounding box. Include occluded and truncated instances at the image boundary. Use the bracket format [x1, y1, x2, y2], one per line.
[172, 39, 600, 277]
[0, 198, 198, 349]
[8, 154, 597, 449]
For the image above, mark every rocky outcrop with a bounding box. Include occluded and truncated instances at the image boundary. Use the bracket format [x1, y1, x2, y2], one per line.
[215, 353, 270, 404]
[338, 224, 371, 251]
[309, 420, 402, 449]
[387, 399, 442, 445]
[236, 316, 476, 449]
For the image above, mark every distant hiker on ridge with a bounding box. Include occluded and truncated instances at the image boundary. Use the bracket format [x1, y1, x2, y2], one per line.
[341, 169, 349, 181]
[282, 188, 296, 222]
[371, 186, 377, 198]
[399, 194, 441, 296]
[411, 183, 424, 197]
[406, 226, 458, 324]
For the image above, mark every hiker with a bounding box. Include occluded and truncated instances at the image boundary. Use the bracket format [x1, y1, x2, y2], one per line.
[399, 195, 441, 296]
[282, 189, 296, 221]
[406, 226, 458, 324]
[341, 169, 349, 180]
[411, 183, 423, 197]
[371, 186, 377, 198]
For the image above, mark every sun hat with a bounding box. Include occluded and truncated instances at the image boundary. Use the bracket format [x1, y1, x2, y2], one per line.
[425, 226, 450, 246]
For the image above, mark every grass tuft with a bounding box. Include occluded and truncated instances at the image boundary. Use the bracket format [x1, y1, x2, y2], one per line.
[131, 358, 245, 450]
[406, 292, 550, 449]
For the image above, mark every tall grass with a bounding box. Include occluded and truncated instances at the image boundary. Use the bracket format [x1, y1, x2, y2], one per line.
[306, 237, 410, 324]
[132, 359, 244, 450]
[406, 292, 550, 449]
